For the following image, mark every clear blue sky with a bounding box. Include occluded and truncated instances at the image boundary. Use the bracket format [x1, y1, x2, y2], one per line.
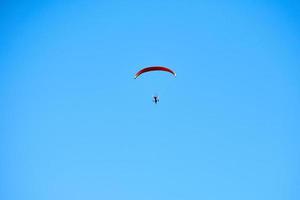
[1, 0, 299, 199]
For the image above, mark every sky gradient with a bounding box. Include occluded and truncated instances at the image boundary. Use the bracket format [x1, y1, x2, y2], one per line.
[1, 1, 300, 199]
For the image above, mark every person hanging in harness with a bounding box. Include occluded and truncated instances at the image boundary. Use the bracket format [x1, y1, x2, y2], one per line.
[153, 95, 159, 104]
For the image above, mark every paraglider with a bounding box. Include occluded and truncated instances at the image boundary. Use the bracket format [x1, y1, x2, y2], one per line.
[153, 95, 159, 104]
[134, 66, 176, 104]
[134, 66, 176, 79]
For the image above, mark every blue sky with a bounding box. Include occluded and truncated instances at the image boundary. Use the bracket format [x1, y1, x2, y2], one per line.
[1, 1, 300, 199]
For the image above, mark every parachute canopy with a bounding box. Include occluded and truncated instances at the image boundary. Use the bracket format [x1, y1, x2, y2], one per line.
[134, 66, 176, 79]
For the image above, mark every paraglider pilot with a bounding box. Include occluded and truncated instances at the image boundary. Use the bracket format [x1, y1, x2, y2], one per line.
[153, 95, 159, 104]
